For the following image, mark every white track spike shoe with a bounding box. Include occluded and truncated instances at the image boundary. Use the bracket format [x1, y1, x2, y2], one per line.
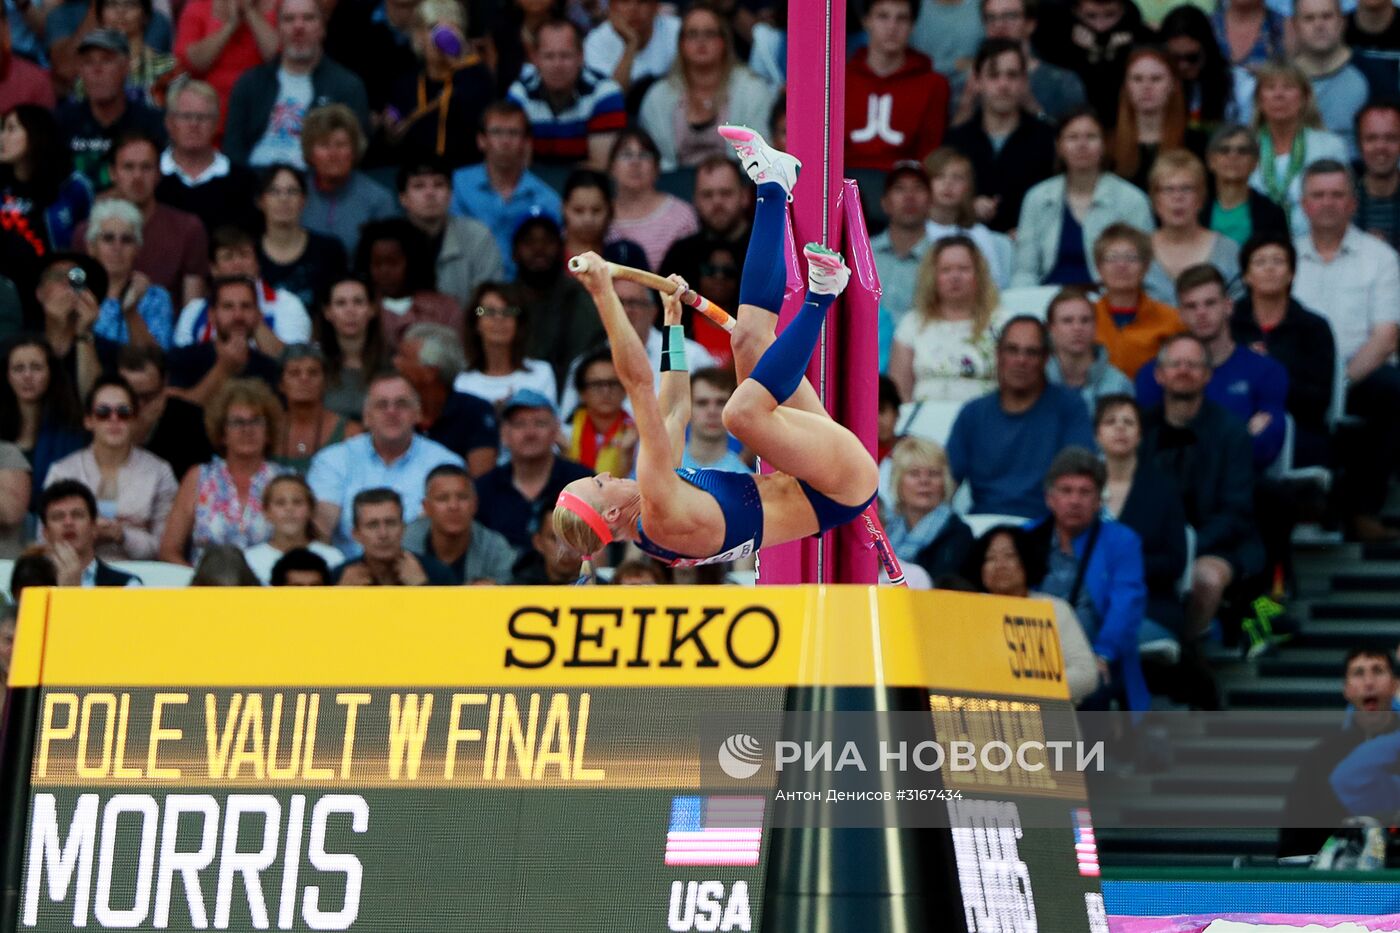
[718, 124, 801, 198]
[804, 242, 850, 297]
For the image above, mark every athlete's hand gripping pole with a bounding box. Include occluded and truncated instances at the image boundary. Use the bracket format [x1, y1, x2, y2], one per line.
[567, 254, 736, 333]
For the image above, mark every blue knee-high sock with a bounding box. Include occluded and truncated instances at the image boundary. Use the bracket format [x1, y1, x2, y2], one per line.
[737, 181, 788, 314]
[749, 290, 836, 403]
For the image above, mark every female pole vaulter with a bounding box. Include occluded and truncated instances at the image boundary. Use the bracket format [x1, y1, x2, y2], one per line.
[553, 126, 880, 567]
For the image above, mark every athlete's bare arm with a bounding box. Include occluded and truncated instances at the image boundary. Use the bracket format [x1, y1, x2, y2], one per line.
[571, 253, 681, 504]
[657, 275, 691, 467]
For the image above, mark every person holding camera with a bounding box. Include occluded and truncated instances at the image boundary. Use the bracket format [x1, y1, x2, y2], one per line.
[32, 253, 117, 402]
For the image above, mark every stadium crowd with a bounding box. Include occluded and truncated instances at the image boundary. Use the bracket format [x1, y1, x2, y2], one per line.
[2, 0, 1400, 719]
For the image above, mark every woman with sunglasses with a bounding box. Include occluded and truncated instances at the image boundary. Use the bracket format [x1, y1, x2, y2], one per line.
[1160, 6, 1240, 134]
[1201, 124, 1289, 246]
[44, 374, 178, 561]
[455, 282, 557, 408]
[85, 199, 173, 350]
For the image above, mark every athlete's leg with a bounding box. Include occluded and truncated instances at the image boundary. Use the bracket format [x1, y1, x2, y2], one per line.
[723, 244, 878, 505]
[722, 124, 828, 418]
[725, 397, 878, 502]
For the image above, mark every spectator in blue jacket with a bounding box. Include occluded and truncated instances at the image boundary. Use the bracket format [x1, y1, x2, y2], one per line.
[1028, 446, 1149, 713]
[1331, 653, 1400, 819]
[1135, 263, 1289, 468]
[1277, 645, 1400, 856]
[946, 315, 1096, 518]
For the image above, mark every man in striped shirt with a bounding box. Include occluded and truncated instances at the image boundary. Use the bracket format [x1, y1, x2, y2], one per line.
[509, 19, 625, 170]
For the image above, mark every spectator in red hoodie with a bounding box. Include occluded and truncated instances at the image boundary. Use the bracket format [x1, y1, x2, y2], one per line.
[845, 0, 950, 171]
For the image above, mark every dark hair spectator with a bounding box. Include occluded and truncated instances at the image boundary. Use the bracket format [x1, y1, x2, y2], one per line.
[256, 163, 349, 314]
[1233, 228, 1334, 472]
[270, 546, 333, 585]
[946, 37, 1062, 233]
[455, 282, 557, 408]
[0, 336, 85, 507]
[560, 168, 648, 272]
[275, 342, 362, 473]
[1159, 6, 1235, 131]
[606, 127, 701, 272]
[318, 276, 388, 419]
[1093, 394, 1192, 664]
[115, 342, 215, 480]
[354, 218, 465, 353]
[1353, 99, 1400, 253]
[964, 524, 1099, 702]
[1028, 0, 1155, 125]
[0, 106, 93, 295]
[39, 477, 97, 520]
[563, 347, 634, 474]
[11, 549, 58, 602]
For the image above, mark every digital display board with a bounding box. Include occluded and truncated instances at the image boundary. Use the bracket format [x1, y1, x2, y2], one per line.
[0, 586, 1105, 932]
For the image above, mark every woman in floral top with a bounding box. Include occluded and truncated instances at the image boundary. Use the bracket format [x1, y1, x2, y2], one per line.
[887, 235, 1006, 404]
[158, 379, 285, 565]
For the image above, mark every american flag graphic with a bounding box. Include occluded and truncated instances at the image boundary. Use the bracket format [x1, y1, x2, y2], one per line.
[1072, 808, 1100, 877]
[665, 795, 765, 867]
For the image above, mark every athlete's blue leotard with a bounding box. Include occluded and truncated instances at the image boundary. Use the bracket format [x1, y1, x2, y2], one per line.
[635, 467, 877, 567]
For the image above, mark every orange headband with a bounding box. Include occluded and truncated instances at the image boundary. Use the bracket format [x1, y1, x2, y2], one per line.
[556, 491, 613, 546]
